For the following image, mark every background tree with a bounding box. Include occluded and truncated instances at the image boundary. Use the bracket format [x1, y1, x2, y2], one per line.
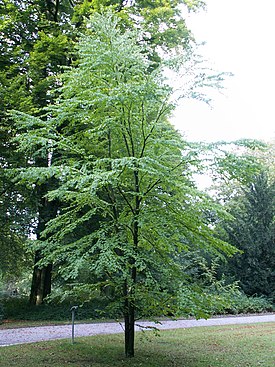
[253, 140, 275, 179]
[218, 170, 275, 298]
[0, 0, 74, 303]
[12, 12, 235, 357]
[0, 177, 32, 289]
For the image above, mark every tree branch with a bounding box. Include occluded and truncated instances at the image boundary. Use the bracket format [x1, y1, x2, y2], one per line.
[117, 186, 135, 214]
[53, 0, 60, 22]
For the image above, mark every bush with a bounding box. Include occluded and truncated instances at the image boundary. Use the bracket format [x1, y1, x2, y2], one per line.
[1, 289, 274, 323]
[177, 280, 274, 320]
[0, 302, 4, 323]
[222, 293, 274, 315]
[0, 296, 108, 321]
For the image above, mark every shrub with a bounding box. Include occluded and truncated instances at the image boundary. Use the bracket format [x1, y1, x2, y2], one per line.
[0, 302, 4, 323]
[0, 296, 108, 321]
[223, 292, 274, 315]
[177, 280, 274, 319]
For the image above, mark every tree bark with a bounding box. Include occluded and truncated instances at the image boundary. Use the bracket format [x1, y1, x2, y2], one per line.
[29, 257, 52, 305]
[124, 281, 135, 358]
[29, 179, 58, 305]
[123, 168, 140, 357]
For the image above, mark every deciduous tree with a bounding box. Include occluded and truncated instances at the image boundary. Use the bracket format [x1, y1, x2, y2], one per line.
[12, 12, 234, 356]
[1, 0, 205, 305]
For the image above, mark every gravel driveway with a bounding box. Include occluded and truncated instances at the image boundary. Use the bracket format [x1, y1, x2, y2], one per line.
[1, 314, 275, 347]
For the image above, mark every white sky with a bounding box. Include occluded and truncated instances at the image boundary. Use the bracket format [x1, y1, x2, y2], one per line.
[172, 0, 275, 143]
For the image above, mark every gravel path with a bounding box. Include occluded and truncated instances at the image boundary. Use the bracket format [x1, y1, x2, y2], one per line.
[1, 314, 275, 347]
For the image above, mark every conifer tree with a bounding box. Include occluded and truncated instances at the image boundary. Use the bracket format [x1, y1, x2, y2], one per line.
[220, 171, 275, 297]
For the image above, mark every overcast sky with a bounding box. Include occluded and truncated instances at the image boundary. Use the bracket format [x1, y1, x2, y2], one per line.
[172, 0, 275, 143]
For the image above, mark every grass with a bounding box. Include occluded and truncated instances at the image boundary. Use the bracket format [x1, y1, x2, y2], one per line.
[1, 323, 275, 366]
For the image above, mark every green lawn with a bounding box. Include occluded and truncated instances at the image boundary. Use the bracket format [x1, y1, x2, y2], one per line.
[1, 323, 275, 367]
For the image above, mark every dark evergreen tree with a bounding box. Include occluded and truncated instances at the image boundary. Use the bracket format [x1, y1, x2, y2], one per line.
[220, 172, 275, 297]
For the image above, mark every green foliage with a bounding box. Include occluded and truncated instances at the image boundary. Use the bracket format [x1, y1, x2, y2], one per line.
[175, 250, 275, 317]
[0, 301, 4, 322]
[0, 230, 28, 278]
[0, 168, 33, 281]
[0, 0, 206, 306]
[208, 140, 266, 186]
[178, 281, 274, 317]
[2, 291, 273, 323]
[11, 11, 236, 333]
[251, 140, 275, 180]
[222, 293, 274, 315]
[0, 0, 75, 287]
[218, 171, 275, 298]
[0, 296, 105, 321]
[72, 0, 203, 59]
[176, 253, 237, 318]
[5, 1, 264, 355]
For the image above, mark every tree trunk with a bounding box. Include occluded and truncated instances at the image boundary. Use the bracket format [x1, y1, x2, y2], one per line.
[29, 257, 52, 305]
[124, 281, 135, 358]
[123, 168, 140, 357]
[29, 179, 58, 305]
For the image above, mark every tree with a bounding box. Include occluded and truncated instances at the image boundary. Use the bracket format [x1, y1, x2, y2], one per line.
[72, 0, 205, 62]
[252, 140, 275, 179]
[0, 182, 31, 287]
[12, 12, 234, 357]
[1, 0, 206, 305]
[218, 171, 275, 297]
[0, 0, 75, 304]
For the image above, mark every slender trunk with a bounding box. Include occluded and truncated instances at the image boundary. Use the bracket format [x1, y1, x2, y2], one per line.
[123, 168, 140, 357]
[124, 223, 138, 357]
[124, 281, 135, 358]
[124, 214, 138, 357]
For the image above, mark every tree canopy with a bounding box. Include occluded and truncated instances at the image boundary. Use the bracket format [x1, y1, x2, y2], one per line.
[0, 0, 207, 304]
[11, 11, 237, 356]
